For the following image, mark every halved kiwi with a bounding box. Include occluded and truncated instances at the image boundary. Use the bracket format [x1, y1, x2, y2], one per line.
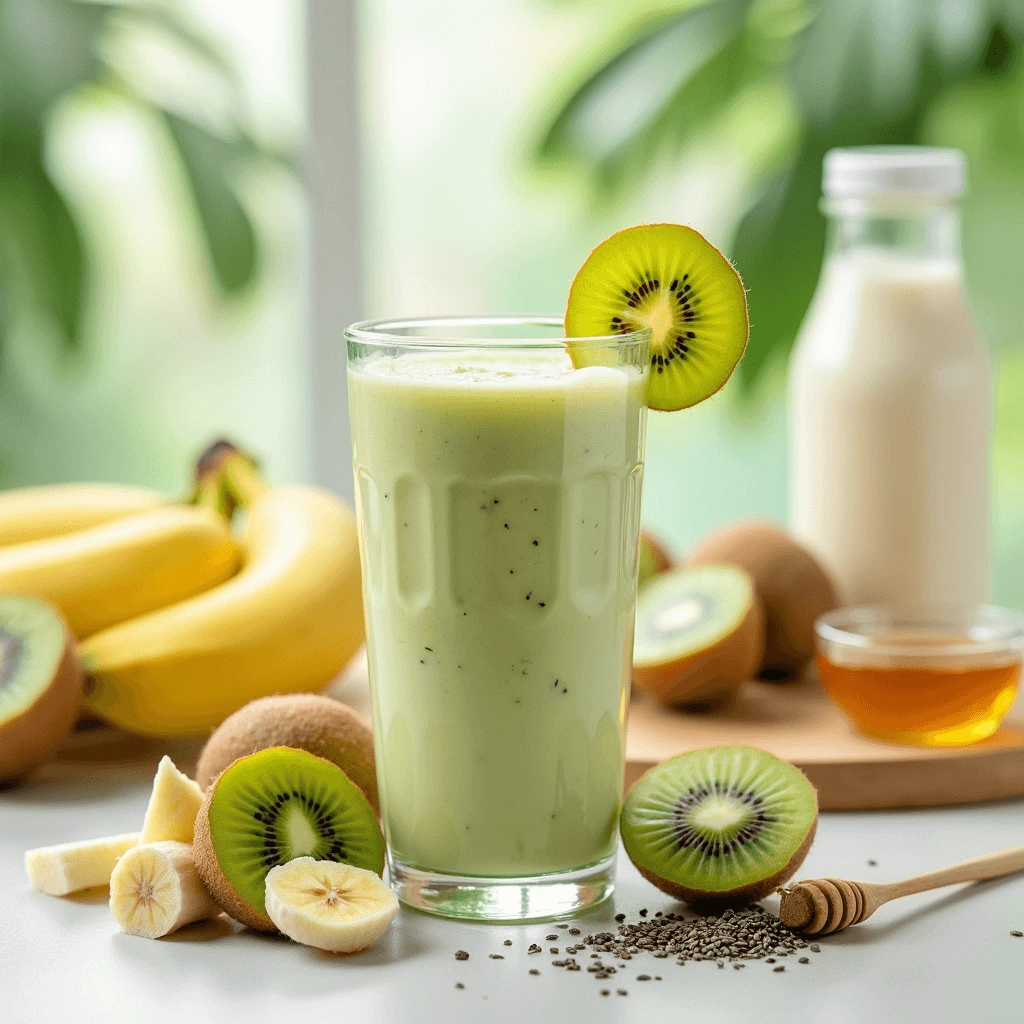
[193, 746, 385, 931]
[0, 596, 82, 782]
[637, 529, 673, 590]
[621, 746, 817, 909]
[633, 565, 764, 708]
[565, 223, 749, 411]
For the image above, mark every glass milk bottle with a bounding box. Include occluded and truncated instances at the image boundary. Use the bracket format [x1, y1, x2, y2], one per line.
[789, 147, 991, 609]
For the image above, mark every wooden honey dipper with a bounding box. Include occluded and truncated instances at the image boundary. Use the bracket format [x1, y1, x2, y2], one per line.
[778, 844, 1024, 936]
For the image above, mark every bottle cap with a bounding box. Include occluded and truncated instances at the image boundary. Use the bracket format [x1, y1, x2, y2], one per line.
[824, 147, 966, 200]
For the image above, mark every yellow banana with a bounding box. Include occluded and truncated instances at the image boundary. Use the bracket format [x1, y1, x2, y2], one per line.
[81, 452, 364, 736]
[0, 505, 241, 638]
[0, 483, 162, 546]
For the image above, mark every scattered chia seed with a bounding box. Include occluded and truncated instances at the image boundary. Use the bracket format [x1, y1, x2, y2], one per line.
[615, 914, 625, 922]
[639, 909, 648, 917]
[550, 948, 559, 954]
[637, 975, 651, 981]
[766, 958, 776, 963]
[600, 990, 610, 996]
[569, 928, 581, 935]
[617, 989, 628, 996]
[774, 966, 785, 973]
[1012, 931, 1023, 937]
[504, 939, 512, 946]
[557, 924, 569, 929]
[529, 969, 540, 976]
[455, 951, 469, 961]
[455, 983, 464, 990]
[810, 944, 821, 953]
[528, 944, 542, 954]
[546, 934, 558, 940]
[799, 957, 810, 964]
[868, 859, 877, 866]
[489, 954, 504, 960]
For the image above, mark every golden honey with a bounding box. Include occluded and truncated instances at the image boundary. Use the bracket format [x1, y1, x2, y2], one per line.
[816, 637, 1020, 747]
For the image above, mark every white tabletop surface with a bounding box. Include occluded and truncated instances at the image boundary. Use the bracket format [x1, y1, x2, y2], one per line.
[2, 727, 1022, 1024]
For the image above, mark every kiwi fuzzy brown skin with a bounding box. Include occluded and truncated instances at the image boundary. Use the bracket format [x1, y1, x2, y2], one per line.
[630, 817, 817, 910]
[196, 693, 377, 810]
[688, 521, 842, 680]
[633, 594, 765, 709]
[0, 622, 82, 782]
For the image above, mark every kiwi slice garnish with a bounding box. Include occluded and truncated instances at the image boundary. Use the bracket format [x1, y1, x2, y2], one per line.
[621, 746, 817, 909]
[194, 746, 385, 931]
[565, 223, 748, 411]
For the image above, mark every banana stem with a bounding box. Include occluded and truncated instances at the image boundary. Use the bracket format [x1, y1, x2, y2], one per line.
[220, 452, 269, 509]
[194, 470, 231, 518]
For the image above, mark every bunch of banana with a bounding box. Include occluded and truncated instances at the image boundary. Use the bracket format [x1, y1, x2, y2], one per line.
[0, 482, 240, 638]
[81, 442, 365, 736]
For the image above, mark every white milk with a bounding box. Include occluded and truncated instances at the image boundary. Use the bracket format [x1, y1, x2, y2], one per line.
[789, 148, 991, 609]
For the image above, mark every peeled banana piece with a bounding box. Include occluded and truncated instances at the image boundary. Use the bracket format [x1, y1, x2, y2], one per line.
[109, 841, 220, 938]
[25, 833, 140, 896]
[264, 858, 398, 953]
[140, 756, 203, 844]
[0, 483, 161, 547]
[0, 504, 241, 638]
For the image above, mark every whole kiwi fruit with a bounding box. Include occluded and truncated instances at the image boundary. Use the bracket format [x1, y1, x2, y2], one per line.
[688, 520, 841, 679]
[196, 693, 377, 810]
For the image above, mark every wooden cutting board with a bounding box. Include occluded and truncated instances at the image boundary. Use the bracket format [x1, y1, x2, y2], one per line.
[626, 676, 1024, 810]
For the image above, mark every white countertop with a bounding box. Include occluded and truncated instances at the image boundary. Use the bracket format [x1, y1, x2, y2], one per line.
[2, 730, 1022, 1024]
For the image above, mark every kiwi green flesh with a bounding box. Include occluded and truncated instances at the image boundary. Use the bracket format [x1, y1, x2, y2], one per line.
[634, 565, 753, 666]
[0, 596, 65, 723]
[206, 746, 385, 918]
[565, 224, 748, 411]
[621, 746, 817, 902]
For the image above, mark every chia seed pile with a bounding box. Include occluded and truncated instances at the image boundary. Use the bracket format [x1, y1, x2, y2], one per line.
[556, 906, 812, 973]
[454, 906, 822, 995]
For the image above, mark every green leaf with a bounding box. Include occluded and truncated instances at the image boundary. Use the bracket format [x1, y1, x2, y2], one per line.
[0, 126, 85, 346]
[110, 3, 239, 86]
[0, 0, 115, 118]
[161, 112, 258, 294]
[536, 0, 754, 175]
[730, 135, 829, 392]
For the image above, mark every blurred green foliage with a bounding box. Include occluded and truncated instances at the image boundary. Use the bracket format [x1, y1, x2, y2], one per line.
[536, 0, 1024, 391]
[0, 0, 272, 356]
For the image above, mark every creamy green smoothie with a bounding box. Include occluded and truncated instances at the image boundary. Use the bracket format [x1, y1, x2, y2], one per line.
[348, 348, 646, 878]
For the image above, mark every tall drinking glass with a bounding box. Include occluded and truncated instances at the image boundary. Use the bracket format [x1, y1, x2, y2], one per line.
[345, 317, 650, 920]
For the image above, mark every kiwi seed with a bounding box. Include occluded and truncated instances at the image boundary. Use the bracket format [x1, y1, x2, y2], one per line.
[0, 596, 82, 782]
[195, 693, 377, 810]
[620, 746, 817, 909]
[565, 223, 748, 411]
[193, 746, 385, 931]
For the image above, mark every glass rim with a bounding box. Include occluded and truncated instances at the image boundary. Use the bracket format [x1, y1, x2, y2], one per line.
[815, 604, 1024, 660]
[344, 315, 652, 350]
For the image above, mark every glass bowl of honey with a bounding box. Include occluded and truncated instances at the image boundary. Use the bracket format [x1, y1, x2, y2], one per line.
[815, 605, 1024, 747]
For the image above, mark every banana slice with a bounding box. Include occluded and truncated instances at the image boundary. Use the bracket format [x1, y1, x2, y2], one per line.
[26, 833, 140, 896]
[140, 756, 203, 844]
[264, 857, 398, 953]
[109, 841, 220, 938]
